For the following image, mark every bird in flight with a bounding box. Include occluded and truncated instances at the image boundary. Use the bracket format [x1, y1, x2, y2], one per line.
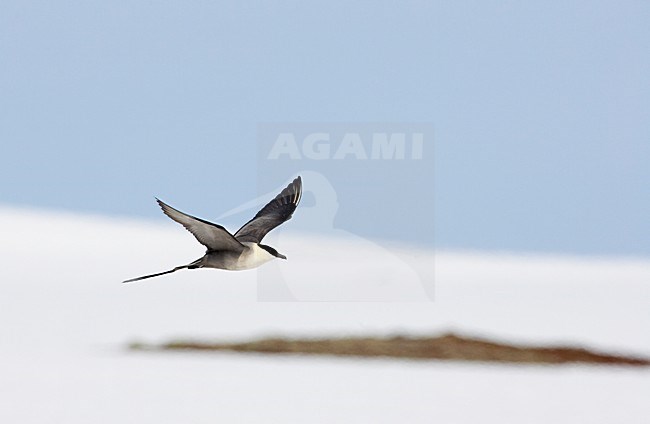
[123, 176, 302, 283]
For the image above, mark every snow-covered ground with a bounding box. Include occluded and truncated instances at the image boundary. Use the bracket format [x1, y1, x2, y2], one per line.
[1, 206, 649, 423]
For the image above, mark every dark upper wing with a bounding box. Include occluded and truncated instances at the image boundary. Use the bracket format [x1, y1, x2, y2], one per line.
[234, 176, 302, 243]
[156, 199, 245, 252]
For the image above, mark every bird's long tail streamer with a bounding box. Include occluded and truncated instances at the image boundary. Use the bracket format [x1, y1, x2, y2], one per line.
[123, 265, 190, 283]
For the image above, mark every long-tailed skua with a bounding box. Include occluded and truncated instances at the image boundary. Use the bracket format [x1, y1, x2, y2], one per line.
[123, 176, 302, 283]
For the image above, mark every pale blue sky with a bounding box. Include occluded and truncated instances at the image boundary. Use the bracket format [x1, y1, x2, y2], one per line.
[1, 1, 648, 256]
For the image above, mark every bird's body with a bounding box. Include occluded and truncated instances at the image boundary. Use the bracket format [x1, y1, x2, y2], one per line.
[123, 176, 301, 283]
[200, 242, 277, 271]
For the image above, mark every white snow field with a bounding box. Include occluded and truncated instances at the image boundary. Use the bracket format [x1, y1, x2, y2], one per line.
[1, 206, 649, 423]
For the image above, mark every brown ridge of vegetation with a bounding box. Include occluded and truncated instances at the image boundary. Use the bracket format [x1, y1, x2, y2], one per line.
[129, 333, 650, 366]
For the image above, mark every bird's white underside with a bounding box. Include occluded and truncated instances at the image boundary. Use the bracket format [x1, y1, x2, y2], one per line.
[231, 242, 277, 270]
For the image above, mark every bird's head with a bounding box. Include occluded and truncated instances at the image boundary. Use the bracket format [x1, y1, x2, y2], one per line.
[259, 244, 287, 260]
